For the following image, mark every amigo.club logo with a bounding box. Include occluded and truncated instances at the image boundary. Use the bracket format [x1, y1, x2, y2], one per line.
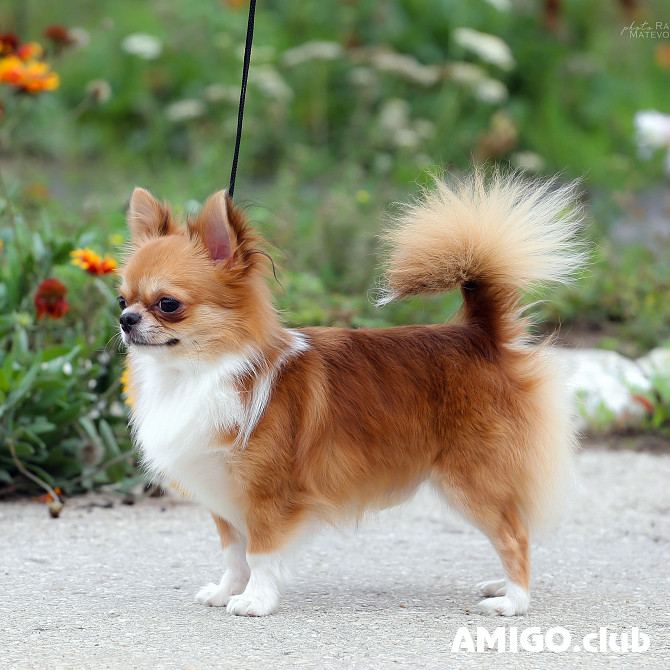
[451, 626, 651, 654]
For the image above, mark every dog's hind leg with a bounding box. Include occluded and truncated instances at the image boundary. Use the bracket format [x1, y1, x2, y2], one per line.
[431, 466, 531, 616]
[474, 502, 530, 616]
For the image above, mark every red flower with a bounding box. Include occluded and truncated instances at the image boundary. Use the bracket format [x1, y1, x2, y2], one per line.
[43, 25, 74, 46]
[0, 31, 19, 55]
[34, 278, 70, 320]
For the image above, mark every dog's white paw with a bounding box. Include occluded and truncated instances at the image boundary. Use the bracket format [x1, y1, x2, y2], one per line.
[196, 572, 248, 607]
[477, 582, 529, 616]
[226, 591, 279, 617]
[476, 578, 506, 597]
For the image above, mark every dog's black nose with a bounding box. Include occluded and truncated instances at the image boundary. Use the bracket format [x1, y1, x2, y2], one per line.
[120, 312, 141, 333]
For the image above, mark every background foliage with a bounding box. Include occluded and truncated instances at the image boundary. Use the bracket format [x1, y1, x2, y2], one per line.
[1, 0, 670, 494]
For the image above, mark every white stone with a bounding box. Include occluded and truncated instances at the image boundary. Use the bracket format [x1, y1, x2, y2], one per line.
[553, 348, 652, 430]
[636, 346, 670, 380]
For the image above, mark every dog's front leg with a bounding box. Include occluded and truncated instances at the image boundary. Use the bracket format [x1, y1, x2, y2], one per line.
[225, 552, 287, 617]
[225, 505, 293, 617]
[196, 515, 250, 607]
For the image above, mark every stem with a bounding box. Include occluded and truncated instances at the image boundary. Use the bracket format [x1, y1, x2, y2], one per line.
[8, 439, 63, 505]
[65, 449, 137, 487]
[0, 162, 29, 262]
[0, 162, 20, 237]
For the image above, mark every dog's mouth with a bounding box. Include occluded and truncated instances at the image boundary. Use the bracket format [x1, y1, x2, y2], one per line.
[124, 333, 180, 348]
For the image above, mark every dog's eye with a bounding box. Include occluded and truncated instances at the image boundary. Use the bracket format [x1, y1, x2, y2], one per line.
[159, 297, 181, 313]
[118, 296, 127, 310]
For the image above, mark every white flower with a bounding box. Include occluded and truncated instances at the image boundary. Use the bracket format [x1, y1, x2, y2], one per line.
[348, 67, 378, 89]
[85, 79, 112, 104]
[482, 0, 512, 10]
[453, 28, 515, 71]
[109, 401, 125, 418]
[379, 98, 410, 133]
[634, 110, 670, 157]
[282, 41, 343, 68]
[370, 49, 440, 87]
[511, 151, 546, 173]
[394, 128, 420, 150]
[473, 78, 508, 104]
[251, 66, 293, 102]
[203, 84, 239, 104]
[69, 27, 90, 49]
[446, 61, 486, 85]
[164, 99, 206, 123]
[121, 33, 162, 60]
[634, 110, 670, 175]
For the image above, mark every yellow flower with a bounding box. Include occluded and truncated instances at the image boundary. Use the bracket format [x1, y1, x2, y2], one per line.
[70, 247, 118, 275]
[355, 189, 371, 204]
[120, 367, 134, 407]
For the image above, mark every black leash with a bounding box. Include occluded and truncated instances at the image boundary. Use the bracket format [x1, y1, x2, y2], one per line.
[228, 0, 257, 200]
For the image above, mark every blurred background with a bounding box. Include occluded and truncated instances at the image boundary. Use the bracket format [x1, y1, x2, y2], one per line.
[1, 0, 669, 499]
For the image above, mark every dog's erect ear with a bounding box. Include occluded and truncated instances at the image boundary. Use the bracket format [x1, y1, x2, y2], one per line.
[127, 187, 175, 244]
[189, 190, 237, 264]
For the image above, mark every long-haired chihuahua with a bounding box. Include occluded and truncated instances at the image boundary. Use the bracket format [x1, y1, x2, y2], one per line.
[118, 170, 583, 616]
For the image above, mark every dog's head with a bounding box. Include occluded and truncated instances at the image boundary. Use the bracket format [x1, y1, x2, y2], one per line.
[118, 188, 275, 363]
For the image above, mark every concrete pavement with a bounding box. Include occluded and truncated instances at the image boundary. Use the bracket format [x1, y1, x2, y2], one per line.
[1, 449, 669, 669]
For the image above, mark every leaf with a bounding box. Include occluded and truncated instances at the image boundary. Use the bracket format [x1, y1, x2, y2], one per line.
[16, 427, 47, 450]
[25, 421, 57, 435]
[99, 419, 121, 456]
[11, 441, 35, 456]
[78, 416, 104, 451]
[42, 346, 73, 362]
[0, 356, 42, 418]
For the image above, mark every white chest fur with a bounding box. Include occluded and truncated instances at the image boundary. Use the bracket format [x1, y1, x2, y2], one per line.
[127, 332, 309, 528]
[128, 350, 252, 526]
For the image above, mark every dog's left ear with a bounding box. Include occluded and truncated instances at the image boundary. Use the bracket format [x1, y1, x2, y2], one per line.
[189, 190, 237, 264]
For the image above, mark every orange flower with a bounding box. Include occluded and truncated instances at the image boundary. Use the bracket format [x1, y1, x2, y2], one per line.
[34, 278, 69, 320]
[70, 247, 118, 275]
[15, 41, 43, 61]
[33, 487, 63, 503]
[0, 55, 24, 85]
[656, 45, 670, 71]
[17, 60, 59, 93]
[0, 54, 59, 93]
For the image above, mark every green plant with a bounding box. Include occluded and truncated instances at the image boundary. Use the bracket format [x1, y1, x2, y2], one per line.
[0, 189, 134, 498]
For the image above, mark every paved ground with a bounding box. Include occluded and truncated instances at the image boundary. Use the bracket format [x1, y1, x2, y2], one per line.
[1, 448, 669, 670]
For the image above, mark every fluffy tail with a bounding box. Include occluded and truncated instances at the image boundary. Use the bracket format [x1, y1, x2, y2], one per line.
[378, 170, 585, 345]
